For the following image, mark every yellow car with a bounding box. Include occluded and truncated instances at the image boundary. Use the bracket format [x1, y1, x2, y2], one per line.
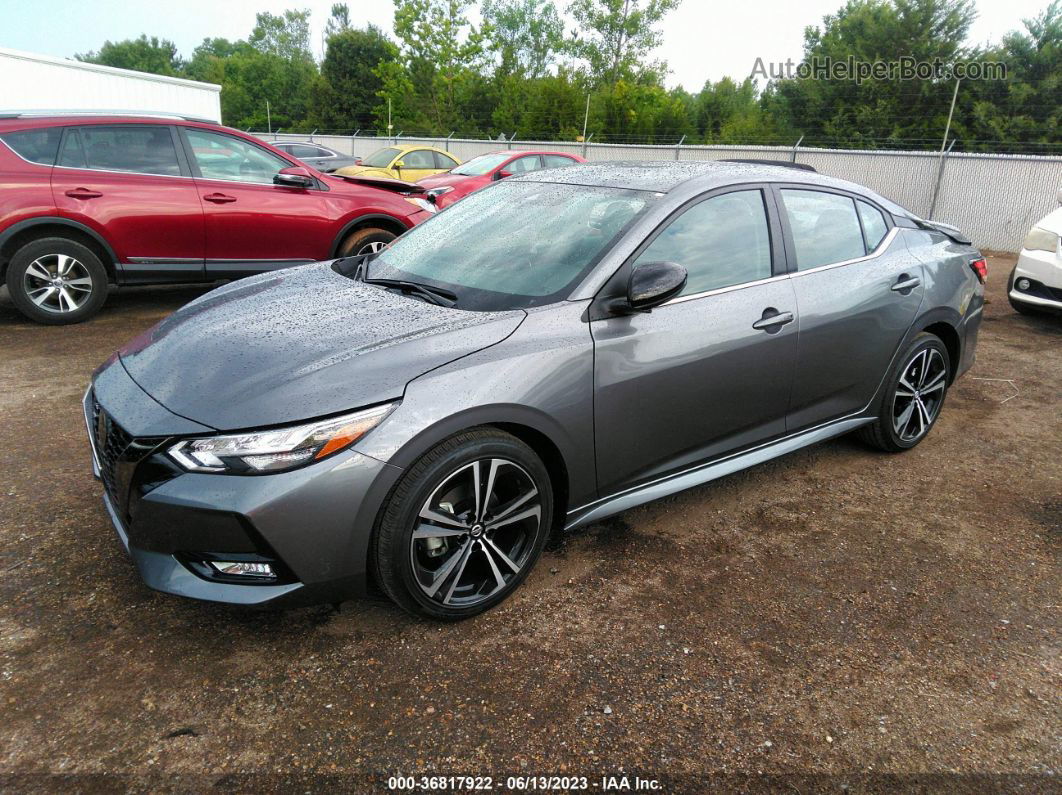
[334, 144, 460, 182]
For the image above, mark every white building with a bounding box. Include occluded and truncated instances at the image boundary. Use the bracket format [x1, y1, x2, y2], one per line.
[0, 46, 221, 122]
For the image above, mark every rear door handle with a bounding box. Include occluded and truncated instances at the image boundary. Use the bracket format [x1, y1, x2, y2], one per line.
[64, 188, 102, 199]
[752, 308, 795, 332]
[891, 274, 921, 292]
[203, 193, 237, 204]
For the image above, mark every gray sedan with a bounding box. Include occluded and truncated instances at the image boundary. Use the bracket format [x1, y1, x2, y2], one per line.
[85, 161, 985, 619]
[271, 140, 362, 172]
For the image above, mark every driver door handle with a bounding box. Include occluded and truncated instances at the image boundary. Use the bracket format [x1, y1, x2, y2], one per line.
[203, 193, 237, 204]
[752, 309, 795, 332]
[64, 188, 102, 199]
[891, 274, 921, 292]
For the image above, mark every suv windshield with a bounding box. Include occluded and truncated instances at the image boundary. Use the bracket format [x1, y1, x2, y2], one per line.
[365, 181, 650, 311]
[361, 147, 400, 168]
[450, 153, 511, 176]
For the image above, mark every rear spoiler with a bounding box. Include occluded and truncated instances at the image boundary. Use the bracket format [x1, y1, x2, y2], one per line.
[914, 218, 972, 245]
[332, 174, 426, 194]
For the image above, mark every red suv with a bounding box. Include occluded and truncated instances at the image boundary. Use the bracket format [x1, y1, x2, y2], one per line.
[0, 114, 435, 324]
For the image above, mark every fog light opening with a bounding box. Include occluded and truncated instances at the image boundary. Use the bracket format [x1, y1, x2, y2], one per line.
[210, 561, 277, 579]
[1016, 277, 1032, 291]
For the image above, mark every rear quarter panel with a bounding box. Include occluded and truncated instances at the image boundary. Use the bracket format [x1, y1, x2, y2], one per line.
[0, 141, 57, 245]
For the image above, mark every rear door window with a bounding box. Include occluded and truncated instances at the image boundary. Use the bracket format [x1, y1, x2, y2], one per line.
[543, 154, 576, 168]
[63, 125, 182, 176]
[779, 189, 866, 269]
[0, 127, 62, 165]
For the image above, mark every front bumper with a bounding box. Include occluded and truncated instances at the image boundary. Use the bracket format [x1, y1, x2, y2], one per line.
[84, 362, 403, 607]
[1011, 247, 1062, 309]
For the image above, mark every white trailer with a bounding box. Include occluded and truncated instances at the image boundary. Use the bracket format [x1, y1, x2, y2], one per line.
[0, 46, 221, 122]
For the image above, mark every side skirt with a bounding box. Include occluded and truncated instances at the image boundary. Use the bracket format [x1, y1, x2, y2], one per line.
[565, 416, 873, 530]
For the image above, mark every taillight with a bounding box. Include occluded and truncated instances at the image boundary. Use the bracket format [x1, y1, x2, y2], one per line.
[969, 257, 987, 284]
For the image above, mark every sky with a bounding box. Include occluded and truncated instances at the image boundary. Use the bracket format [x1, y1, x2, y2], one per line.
[1, 0, 1050, 91]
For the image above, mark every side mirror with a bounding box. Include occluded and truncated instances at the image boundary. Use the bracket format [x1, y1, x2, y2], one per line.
[496, 169, 513, 180]
[393, 160, 405, 170]
[627, 261, 687, 312]
[274, 166, 314, 188]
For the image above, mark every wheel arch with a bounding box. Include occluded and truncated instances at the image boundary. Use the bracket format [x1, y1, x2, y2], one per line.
[0, 218, 118, 282]
[375, 404, 578, 536]
[329, 214, 410, 258]
[909, 307, 963, 383]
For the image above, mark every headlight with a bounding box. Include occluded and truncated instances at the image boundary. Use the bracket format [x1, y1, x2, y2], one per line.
[426, 186, 454, 197]
[168, 403, 396, 474]
[1023, 226, 1060, 253]
[404, 197, 437, 213]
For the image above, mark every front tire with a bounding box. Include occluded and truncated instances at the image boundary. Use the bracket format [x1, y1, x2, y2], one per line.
[373, 429, 553, 620]
[338, 227, 397, 258]
[858, 333, 951, 452]
[6, 237, 109, 325]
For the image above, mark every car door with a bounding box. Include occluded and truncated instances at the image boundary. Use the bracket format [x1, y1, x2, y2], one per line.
[179, 127, 337, 277]
[775, 186, 925, 431]
[51, 124, 204, 281]
[591, 186, 798, 496]
[394, 148, 441, 182]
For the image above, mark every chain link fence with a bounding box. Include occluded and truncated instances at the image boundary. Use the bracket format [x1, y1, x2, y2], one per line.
[257, 132, 1062, 252]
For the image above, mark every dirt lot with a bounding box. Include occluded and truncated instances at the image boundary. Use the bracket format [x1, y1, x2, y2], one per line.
[0, 253, 1058, 792]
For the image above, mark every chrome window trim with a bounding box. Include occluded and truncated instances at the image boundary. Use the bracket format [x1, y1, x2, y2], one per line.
[53, 163, 191, 180]
[661, 226, 899, 307]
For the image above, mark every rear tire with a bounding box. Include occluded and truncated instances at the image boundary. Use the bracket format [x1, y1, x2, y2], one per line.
[337, 227, 397, 258]
[6, 237, 109, 325]
[858, 333, 951, 452]
[373, 429, 553, 620]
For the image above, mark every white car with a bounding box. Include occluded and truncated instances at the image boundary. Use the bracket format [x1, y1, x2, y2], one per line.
[1009, 190, 1062, 314]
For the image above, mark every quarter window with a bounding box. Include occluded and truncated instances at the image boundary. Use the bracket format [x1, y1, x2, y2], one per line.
[0, 128, 62, 165]
[780, 189, 866, 269]
[185, 129, 290, 184]
[857, 200, 889, 250]
[633, 189, 773, 296]
[434, 151, 459, 169]
[59, 125, 180, 176]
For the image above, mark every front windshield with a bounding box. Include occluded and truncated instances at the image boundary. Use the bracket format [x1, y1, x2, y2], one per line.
[361, 147, 400, 168]
[450, 152, 511, 176]
[368, 181, 650, 311]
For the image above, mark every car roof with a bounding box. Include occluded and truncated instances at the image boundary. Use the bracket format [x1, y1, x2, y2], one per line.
[515, 159, 861, 194]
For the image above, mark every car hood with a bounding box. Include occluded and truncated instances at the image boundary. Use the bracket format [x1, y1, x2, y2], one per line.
[418, 173, 474, 188]
[118, 263, 525, 431]
[1033, 206, 1062, 236]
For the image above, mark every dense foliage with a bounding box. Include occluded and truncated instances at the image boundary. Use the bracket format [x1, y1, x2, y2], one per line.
[75, 0, 1061, 152]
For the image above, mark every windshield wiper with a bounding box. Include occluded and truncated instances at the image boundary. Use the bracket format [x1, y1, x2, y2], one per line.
[363, 276, 458, 307]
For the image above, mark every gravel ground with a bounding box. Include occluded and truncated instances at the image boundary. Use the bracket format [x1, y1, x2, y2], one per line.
[0, 254, 1058, 793]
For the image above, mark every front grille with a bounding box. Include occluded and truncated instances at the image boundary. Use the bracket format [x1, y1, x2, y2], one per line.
[92, 401, 133, 509]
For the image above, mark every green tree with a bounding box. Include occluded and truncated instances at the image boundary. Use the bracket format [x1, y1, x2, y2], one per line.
[325, 3, 353, 37]
[391, 0, 486, 131]
[76, 35, 184, 76]
[567, 0, 681, 88]
[249, 10, 314, 62]
[482, 0, 567, 79]
[772, 0, 977, 147]
[311, 25, 399, 131]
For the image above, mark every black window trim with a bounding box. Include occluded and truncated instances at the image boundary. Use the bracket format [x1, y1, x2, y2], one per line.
[770, 182, 896, 274]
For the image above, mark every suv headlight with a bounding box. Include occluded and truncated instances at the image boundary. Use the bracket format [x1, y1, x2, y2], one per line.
[1023, 226, 1060, 254]
[404, 197, 437, 213]
[168, 403, 396, 474]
